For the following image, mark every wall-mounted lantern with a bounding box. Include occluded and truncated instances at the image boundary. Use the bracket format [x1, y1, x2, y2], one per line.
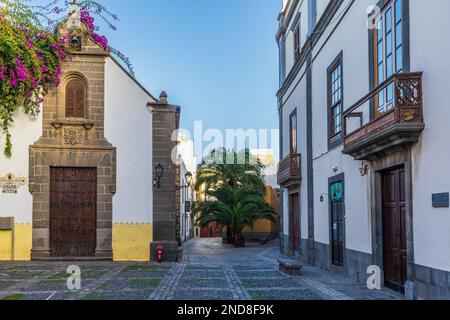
[359, 161, 370, 176]
[153, 164, 164, 189]
[185, 172, 193, 186]
[320, 193, 328, 203]
[177, 172, 193, 191]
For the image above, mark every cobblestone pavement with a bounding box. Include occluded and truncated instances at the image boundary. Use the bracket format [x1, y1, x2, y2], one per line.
[0, 262, 173, 300]
[0, 238, 403, 300]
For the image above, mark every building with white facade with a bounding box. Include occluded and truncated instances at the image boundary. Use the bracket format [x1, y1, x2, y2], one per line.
[176, 133, 197, 244]
[0, 13, 180, 262]
[276, 0, 450, 299]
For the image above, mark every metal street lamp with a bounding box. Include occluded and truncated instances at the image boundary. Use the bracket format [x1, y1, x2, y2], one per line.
[153, 164, 164, 188]
[177, 171, 193, 191]
[185, 172, 193, 186]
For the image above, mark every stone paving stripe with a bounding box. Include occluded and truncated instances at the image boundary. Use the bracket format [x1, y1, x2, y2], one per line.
[148, 263, 186, 300]
[295, 278, 353, 301]
[223, 265, 251, 300]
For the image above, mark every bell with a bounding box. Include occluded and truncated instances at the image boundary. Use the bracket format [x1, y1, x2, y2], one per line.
[71, 35, 80, 46]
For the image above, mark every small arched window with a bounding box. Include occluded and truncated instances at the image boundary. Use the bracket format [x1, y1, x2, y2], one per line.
[65, 79, 85, 118]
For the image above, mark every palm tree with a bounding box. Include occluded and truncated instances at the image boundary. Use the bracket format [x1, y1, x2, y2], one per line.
[194, 185, 276, 248]
[195, 149, 266, 191]
[195, 149, 267, 243]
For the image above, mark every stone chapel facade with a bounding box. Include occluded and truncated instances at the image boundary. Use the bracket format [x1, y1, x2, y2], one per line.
[0, 14, 180, 262]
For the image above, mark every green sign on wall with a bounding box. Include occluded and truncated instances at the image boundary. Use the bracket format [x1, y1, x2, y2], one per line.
[331, 182, 343, 201]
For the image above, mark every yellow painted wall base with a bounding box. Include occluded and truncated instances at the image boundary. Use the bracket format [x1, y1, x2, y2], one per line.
[0, 230, 12, 261]
[1, 223, 152, 262]
[112, 224, 153, 262]
[0, 224, 32, 261]
[14, 224, 32, 261]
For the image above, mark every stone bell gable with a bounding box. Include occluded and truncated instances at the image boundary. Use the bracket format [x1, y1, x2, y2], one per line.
[29, 15, 116, 260]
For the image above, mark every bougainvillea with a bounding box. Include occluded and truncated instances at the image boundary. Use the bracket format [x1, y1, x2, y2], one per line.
[0, 0, 133, 157]
[0, 9, 65, 157]
[79, 9, 108, 50]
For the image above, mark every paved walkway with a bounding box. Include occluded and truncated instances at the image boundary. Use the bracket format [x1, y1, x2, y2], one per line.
[161, 238, 402, 300]
[0, 238, 402, 300]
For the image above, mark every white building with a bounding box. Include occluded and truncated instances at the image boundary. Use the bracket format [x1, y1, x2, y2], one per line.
[250, 149, 279, 187]
[276, 0, 450, 299]
[0, 14, 175, 262]
[176, 133, 197, 243]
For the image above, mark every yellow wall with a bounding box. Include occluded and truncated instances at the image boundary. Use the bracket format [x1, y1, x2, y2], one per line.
[112, 224, 153, 262]
[1, 223, 152, 261]
[14, 224, 32, 261]
[0, 230, 13, 261]
[243, 186, 280, 234]
[243, 219, 275, 233]
[0, 224, 32, 261]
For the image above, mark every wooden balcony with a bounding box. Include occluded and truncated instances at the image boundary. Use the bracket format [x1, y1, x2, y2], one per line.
[277, 154, 301, 186]
[343, 72, 424, 160]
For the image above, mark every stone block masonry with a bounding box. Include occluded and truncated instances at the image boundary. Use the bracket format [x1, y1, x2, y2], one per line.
[149, 93, 181, 262]
[29, 26, 116, 260]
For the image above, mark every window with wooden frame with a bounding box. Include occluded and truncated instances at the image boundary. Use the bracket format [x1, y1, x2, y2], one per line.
[374, 0, 403, 117]
[327, 52, 343, 149]
[289, 109, 298, 154]
[293, 22, 301, 61]
[65, 79, 86, 118]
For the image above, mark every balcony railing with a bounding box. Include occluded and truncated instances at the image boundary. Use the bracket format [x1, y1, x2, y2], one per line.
[342, 72, 424, 160]
[277, 154, 301, 186]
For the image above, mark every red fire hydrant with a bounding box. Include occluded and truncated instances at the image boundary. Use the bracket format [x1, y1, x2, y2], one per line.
[156, 244, 164, 263]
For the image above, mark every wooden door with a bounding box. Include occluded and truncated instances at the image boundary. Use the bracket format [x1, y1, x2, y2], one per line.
[50, 167, 97, 257]
[330, 181, 344, 266]
[289, 193, 300, 253]
[382, 167, 407, 292]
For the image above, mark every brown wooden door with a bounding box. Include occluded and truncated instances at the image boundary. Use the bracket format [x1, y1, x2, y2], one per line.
[382, 167, 407, 293]
[289, 193, 300, 253]
[50, 167, 97, 257]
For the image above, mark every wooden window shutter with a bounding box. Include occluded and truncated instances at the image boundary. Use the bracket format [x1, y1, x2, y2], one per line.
[65, 79, 85, 118]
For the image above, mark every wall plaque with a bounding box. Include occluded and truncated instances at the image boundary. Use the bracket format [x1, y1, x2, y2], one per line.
[432, 193, 449, 208]
[0, 173, 27, 194]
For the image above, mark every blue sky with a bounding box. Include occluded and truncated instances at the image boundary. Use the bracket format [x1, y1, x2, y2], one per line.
[101, 0, 280, 145]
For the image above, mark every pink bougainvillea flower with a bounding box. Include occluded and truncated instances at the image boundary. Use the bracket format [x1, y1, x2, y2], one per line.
[91, 33, 109, 50]
[9, 70, 17, 87]
[0, 66, 6, 81]
[80, 10, 95, 31]
[15, 58, 28, 82]
[21, 27, 30, 35]
[25, 38, 34, 49]
[58, 35, 69, 43]
[31, 78, 38, 89]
